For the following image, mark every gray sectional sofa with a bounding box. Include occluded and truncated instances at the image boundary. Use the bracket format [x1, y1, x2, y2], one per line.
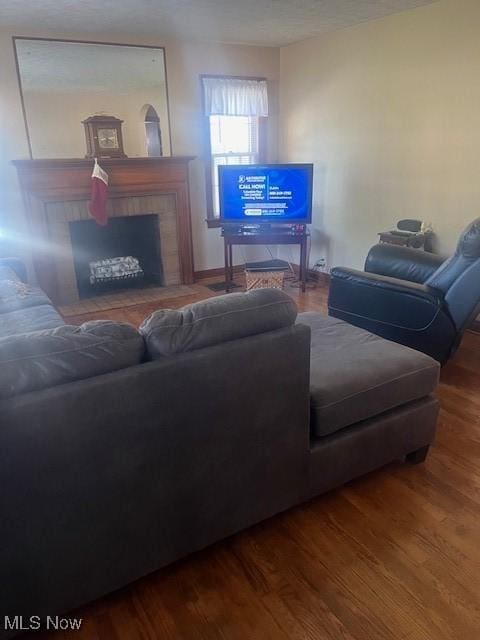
[0, 259, 440, 634]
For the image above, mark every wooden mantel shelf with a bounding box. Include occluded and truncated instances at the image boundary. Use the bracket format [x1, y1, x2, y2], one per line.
[13, 156, 196, 198]
[13, 156, 195, 168]
[13, 156, 196, 303]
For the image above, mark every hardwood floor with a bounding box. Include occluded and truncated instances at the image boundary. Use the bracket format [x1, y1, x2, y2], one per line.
[61, 275, 328, 326]
[34, 278, 480, 640]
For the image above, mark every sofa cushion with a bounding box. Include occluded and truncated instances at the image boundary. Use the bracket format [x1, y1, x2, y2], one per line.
[0, 320, 145, 398]
[0, 261, 53, 315]
[0, 277, 53, 315]
[0, 304, 64, 338]
[297, 312, 440, 437]
[0, 266, 20, 282]
[140, 288, 297, 358]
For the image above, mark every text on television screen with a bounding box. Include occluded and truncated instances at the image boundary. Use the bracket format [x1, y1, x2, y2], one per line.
[219, 164, 313, 222]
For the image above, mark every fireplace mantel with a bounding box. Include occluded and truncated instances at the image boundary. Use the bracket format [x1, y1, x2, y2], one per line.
[13, 156, 195, 304]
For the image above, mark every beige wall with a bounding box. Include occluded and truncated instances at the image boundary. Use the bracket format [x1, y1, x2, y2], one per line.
[279, 0, 480, 270]
[0, 30, 279, 272]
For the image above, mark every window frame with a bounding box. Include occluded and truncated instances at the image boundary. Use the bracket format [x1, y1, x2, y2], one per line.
[200, 74, 268, 228]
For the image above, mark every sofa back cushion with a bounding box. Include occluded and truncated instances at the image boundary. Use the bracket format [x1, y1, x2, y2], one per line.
[140, 288, 297, 358]
[0, 320, 144, 398]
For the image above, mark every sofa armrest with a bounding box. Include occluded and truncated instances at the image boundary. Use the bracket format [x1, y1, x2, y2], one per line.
[328, 267, 443, 331]
[365, 244, 445, 284]
[0, 257, 27, 283]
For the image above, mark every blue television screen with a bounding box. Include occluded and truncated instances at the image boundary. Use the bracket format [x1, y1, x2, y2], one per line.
[219, 164, 313, 224]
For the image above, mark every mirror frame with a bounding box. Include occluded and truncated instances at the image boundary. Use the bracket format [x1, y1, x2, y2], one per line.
[12, 36, 173, 159]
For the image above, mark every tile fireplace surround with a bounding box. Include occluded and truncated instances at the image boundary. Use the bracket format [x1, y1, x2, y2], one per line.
[13, 157, 195, 305]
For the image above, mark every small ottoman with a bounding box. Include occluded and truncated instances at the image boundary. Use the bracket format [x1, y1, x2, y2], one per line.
[297, 312, 440, 497]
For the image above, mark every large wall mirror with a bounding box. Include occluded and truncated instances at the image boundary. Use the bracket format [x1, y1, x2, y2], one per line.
[14, 38, 172, 159]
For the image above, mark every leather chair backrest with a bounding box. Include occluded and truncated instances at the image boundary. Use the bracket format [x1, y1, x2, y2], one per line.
[426, 218, 480, 329]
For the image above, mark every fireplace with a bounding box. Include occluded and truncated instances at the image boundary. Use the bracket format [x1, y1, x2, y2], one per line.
[69, 215, 163, 298]
[13, 157, 195, 305]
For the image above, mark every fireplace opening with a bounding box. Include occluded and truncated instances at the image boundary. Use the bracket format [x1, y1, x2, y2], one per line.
[69, 214, 164, 298]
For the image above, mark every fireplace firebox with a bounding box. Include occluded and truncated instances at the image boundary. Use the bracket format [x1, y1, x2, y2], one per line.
[69, 215, 163, 298]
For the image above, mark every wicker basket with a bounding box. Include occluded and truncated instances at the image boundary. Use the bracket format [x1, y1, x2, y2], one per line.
[245, 269, 285, 291]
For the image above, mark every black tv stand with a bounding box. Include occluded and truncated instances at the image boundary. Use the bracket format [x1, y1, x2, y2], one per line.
[221, 224, 309, 292]
[222, 223, 307, 236]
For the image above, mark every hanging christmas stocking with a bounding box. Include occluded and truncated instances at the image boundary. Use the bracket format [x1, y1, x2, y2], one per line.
[88, 159, 109, 225]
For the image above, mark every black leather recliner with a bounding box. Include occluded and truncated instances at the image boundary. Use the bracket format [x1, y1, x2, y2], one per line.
[328, 218, 480, 364]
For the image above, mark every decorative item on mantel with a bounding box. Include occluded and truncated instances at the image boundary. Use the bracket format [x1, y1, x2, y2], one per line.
[82, 115, 127, 159]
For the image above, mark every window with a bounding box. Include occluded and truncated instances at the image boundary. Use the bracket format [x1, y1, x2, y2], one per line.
[209, 115, 260, 217]
[201, 76, 268, 225]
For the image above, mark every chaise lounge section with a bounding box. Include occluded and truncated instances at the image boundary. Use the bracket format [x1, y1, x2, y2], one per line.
[298, 312, 439, 496]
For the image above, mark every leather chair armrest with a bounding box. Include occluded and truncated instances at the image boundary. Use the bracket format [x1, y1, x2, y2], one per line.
[329, 267, 443, 331]
[331, 267, 441, 299]
[365, 244, 445, 284]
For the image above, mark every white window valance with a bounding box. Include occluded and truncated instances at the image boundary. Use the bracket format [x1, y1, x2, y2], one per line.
[202, 77, 268, 117]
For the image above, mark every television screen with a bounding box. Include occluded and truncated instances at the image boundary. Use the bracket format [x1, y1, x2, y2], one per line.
[219, 163, 313, 224]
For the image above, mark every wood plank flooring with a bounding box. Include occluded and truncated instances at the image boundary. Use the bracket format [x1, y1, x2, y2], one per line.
[33, 278, 480, 640]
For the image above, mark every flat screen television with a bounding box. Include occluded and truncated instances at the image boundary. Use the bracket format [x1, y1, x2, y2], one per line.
[219, 163, 313, 224]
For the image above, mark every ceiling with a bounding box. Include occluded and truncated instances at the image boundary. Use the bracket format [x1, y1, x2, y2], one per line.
[16, 40, 166, 93]
[1, 0, 438, 47]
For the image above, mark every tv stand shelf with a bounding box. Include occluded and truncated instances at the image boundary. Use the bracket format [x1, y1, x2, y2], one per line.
[222, 227, 309, 292]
